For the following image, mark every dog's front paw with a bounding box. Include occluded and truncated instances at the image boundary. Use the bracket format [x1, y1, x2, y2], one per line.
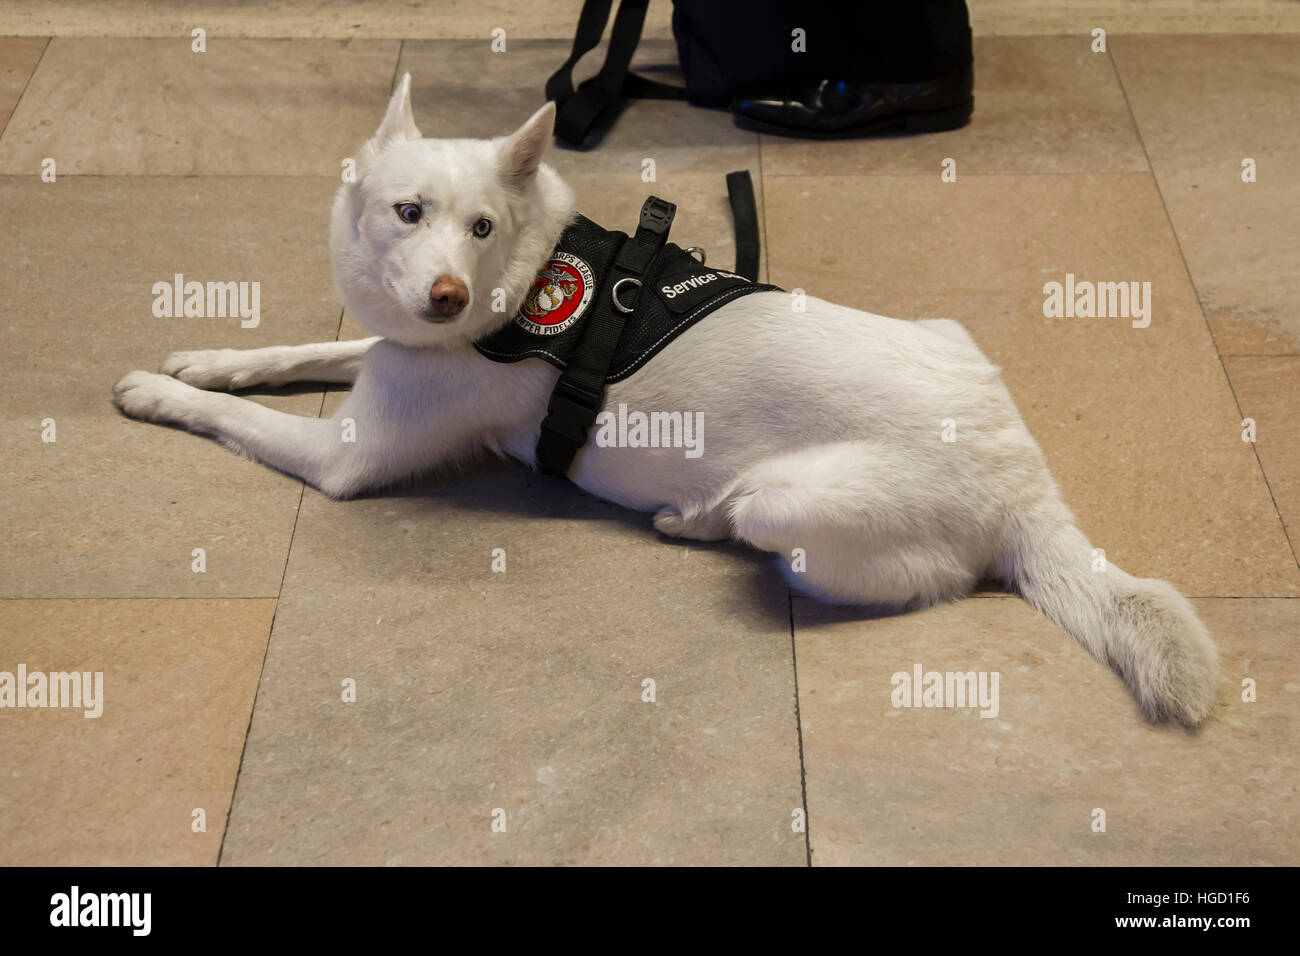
[113, 370, 207, 428]
[160, 348, 250, 390]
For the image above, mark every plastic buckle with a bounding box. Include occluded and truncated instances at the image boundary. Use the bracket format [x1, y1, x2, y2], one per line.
[542, 378, 604, 445]
[639, 196, 676, 237]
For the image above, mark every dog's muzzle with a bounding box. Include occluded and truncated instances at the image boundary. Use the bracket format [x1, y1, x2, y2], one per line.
[428, 276, 469, 320]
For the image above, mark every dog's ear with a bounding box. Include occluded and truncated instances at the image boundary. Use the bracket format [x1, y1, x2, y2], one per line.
[497, 102, 555, 188]
[341, 75, 421, 232]
[357, 73, 421, 171]
[374, 72, 422, 146]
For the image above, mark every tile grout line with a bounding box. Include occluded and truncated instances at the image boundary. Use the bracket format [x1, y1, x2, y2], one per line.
[767, 127, 808, 864]
[744, 167, 1155, 179]
[4, 31, 1279, 43]
[0, 173, 353, 180]
[0, 35, 50, 140]
[0, 169, 1176, 181]
[787, 588, 813, 867]
[756, 130, 770, 284]
[10, 593, 1300, 602]
[1106, 45, 1300, 573]
[215, 295, 345, 865]
[214, 487, 303, 865]
[216, 34, 400, 865]
[0, 596, 283, 601]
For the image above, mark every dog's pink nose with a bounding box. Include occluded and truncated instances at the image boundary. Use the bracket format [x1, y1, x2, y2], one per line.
[430, 276, 469, 317]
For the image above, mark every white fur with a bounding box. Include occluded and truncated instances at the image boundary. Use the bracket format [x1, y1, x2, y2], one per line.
[113, 75, 1219, 726]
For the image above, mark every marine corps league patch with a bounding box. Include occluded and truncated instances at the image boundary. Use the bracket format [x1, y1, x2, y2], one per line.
[515, 252, 595, 335]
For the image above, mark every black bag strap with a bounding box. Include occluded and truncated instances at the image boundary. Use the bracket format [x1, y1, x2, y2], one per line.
[619, 73, 689, 101]
[727, 170, 761, 281]
[536, 196, 676, 476]
[546, 0, 687, 147]
[544, 0, 614, 108]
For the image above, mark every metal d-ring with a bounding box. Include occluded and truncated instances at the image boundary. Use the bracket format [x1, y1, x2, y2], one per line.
[685, 246, 706, 263]
[612, 277, 642, 314]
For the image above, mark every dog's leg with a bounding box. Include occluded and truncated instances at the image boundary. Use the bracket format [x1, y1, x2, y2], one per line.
[160, 338, 381, 390]
[114, 340, 492, 498]
[114, 371, 342, 489]
[726, 441, 987, 608]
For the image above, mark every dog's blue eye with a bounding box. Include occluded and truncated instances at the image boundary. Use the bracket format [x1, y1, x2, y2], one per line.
[395, 202, 421, 224]
[473, 218, 492, 239]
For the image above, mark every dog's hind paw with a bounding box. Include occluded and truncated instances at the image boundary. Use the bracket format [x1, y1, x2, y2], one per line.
[653, 505, 732, 542]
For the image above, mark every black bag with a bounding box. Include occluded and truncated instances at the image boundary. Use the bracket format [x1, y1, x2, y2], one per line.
[547, 0, 973, 146]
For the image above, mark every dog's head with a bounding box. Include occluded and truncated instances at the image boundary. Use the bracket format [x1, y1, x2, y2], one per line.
[331, 74, 572, 348]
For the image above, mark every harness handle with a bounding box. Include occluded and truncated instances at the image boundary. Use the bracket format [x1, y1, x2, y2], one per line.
[726, 170, 761, 281]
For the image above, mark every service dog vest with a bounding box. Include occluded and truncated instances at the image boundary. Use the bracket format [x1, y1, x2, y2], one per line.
[473, 186, 780, 476]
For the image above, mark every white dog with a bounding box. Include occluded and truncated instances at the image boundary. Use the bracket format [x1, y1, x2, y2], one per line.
[113, 74, 1219, 725]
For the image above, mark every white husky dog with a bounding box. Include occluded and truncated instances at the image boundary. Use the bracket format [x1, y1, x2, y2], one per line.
[114, 75, 1218, 725]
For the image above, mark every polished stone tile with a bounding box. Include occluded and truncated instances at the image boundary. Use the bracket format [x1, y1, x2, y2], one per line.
[398, 39, 756, 181]
[4, 0, 1292, 41]
[0, 37, 399, 175]
[794, 595, 1299, 865]
[0, 37, 45, 133]
[1223, 356, 1300, 558]
[0, 176, 342, 413]
[0, 176, 343, 597]
[0, 413, 314, 599]
[764, 172, 1299, 597]
[758, 37, 1147, 177]
[0, 1, 675, 40]
[971, 1, 1300, 35]
[220, 461, 806, 865]
[1112, 35, 1300, 353]
[0, 598, 274, 865]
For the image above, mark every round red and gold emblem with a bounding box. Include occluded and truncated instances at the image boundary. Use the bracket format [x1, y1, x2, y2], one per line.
[514, 252, 595, 336]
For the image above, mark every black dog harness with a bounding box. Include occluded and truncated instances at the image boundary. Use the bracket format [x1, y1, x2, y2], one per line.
[474, 171, 779, 476]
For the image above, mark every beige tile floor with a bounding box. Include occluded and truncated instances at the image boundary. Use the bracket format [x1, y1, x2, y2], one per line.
[1, 6, 1296, 867]
[3, 1, 1300, 39]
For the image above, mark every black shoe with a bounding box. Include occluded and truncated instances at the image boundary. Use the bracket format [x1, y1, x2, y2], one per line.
[731, 65, 974, 138]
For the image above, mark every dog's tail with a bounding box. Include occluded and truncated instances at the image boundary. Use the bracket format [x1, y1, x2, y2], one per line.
[1001, 504, 1219, 725]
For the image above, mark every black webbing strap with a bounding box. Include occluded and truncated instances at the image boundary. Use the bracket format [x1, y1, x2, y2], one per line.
[546, 0, 688, 147]
[619, 73, 688, 100]
[544, 0, 614, 108]
[536, 196, 677, 476]
[727, 170, 761, 281]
